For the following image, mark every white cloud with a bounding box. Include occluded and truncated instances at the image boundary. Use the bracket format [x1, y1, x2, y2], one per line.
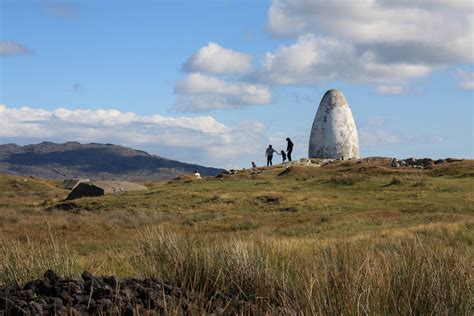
[268, 0, 473, 51]
[183, 42, 253, 75]
[0, 105, 268, 168]
[0, 41, 33, 57]
[373, 85, 408, 95]
[359, 117, 443, 148]
[174, 73, 271, 111]
[359, 128, 403, 147]
[175, 43, 269, 112]
[255, 35, 430, 85]
[264, 0, 474, 86]
[456, 69, 474, 90]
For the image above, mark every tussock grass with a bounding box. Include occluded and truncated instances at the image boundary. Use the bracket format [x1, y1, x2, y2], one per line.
[133, 227, 471, 314]
[0, 161, 473, 313]
[0, 228, 79, 285]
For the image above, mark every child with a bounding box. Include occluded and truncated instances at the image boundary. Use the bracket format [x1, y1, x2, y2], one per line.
[280, 150, 287, 162]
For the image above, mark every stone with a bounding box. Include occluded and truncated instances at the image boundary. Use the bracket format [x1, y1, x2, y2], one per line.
[66, 183, 104, 200]
[60, 178, 90, 190]
[81, 271, 93, 282]
[103, 276, 118, 288]
[66, 181, 147, 200]
[17, 289, 34, 301]
[29, 301, 44, 313]
[44, 270, 60, 284]
[309, 89, 359, 159]
[0, 270, 251, 314]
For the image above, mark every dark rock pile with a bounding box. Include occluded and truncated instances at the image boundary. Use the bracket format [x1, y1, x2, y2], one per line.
[390, 158, 434, 169]
[1, 270, 250, 315]
[390, 157, 465, 169]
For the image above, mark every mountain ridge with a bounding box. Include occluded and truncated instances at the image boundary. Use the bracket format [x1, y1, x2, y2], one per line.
[0, 141, 223, 180]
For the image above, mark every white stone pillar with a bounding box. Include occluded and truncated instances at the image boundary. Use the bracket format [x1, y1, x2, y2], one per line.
[309, 89, 360, 159]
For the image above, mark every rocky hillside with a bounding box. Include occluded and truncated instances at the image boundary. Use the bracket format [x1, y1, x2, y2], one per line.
[0, 142, 223, 180]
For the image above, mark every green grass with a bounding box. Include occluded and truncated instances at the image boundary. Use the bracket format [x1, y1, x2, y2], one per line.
[0, 159, 473, 313]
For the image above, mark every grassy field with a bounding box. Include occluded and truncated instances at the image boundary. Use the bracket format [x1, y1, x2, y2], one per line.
[1, 158, 473, 313]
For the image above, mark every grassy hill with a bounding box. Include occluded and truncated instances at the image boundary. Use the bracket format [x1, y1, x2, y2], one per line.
[0, 158, 473, 314]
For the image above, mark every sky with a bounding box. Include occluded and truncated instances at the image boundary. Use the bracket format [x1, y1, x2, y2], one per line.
[0, 0, 473, 168]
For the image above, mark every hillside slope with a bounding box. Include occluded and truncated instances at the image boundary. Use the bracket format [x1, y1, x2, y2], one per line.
[0, 141, 223, 180]
[0, 159, 473, 313]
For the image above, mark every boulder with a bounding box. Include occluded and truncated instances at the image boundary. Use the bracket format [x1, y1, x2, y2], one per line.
[66, 183, 104, 200]
[60, 178, 89, 190]
[66, 181, 146, 200]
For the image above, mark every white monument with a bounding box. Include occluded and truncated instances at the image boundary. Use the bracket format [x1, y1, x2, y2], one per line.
[309, 89, 360, 159]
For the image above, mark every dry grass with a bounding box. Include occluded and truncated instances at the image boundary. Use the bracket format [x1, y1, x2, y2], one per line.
[133, 226, 471, 314]
[0, 159, 473, 313]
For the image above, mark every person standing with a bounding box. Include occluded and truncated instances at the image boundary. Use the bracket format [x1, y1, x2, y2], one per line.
[265, 145, 278, 166]
[286, 138, 294, 161]
[280, 150, 287, 163]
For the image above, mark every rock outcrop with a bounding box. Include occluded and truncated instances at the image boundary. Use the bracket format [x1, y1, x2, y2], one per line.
[309, 89, 359, 160]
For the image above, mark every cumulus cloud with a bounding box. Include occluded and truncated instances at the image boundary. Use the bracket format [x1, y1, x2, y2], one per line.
[174, 73, 271, 112]
[263, 0, 474, 87]
[268, 0, 473, 50]
[255, 35, 430, 85]
[0, 41, 33, 57]
[456, 69, 474, 90]
[176, 42, 271, 112]
[0, 105, 267, 168]
[183, 42, 253, 75]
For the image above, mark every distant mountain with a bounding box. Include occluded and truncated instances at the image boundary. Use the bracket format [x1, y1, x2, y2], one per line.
[0, 142, 223, 180]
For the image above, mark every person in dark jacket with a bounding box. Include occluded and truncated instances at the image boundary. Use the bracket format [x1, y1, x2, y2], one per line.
[265, 145, 278, 166]
[286, 138, 294, 161]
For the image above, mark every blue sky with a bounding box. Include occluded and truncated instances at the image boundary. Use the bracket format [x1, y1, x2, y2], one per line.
[1, 0, 473, 168]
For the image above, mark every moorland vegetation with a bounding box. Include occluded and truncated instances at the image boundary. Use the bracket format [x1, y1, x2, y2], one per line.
[1, 158, 473, 314]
